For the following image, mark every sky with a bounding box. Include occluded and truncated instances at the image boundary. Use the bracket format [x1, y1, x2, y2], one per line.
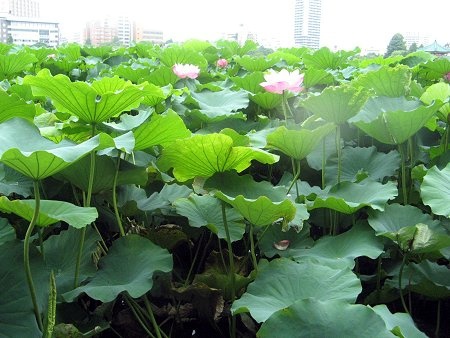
[39, 0, 450, 52]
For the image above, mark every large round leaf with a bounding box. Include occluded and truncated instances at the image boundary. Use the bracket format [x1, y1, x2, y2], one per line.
[232, 257, 361, 322]
[0, 240, 49, 338]
[302, 84, 370, 124]
[157, 133, 279, 182]
[266, 123, 335, 160]
[292, 223, 384, 268]
[306, 181, 398, 214]
[0, 90, 36, 123]
[0, 196, 98, 228]
[420, 163, 450, 217]
[24, 69, 145, 123]
[350, 97, 442, 145]
[0, 118, 112, 180]
[257, 299, 396, 338]
[174, 194, 245, 242]
[63, 235, 173, 302]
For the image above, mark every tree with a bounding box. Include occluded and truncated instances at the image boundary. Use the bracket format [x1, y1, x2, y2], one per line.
[385, 33, 407, 57]
[408, 42, 418, 53]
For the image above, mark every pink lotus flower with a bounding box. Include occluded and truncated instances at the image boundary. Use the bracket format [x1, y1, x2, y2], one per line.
[444, 72, 450, 82]
[260, 69, 304, 94]
[216, 58, 228, 68]
[172, 63, 200, 79]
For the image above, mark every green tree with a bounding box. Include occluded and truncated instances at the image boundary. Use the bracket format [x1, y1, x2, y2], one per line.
[408, 42, 418, 53]
[385, 33, 407, 57]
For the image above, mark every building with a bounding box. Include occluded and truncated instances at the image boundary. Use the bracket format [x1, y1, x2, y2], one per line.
[0, 15, 59, 46]
[0, 0, 39, 18]
[116, 16, 132, 46]
[294, 0, 322, 49]
[84, 18, 117, 46]
[403, 32, 430, 49]
[133, 23, 163, 44]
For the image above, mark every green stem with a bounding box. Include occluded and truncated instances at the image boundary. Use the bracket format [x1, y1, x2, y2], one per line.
[24, 180, 43, 331]
[435, 300, 441, 338]
[74, 124, 97, 288]
[143, 295, 163, 338]
[281, 91, 290, 124]
[249, 225, 258, 271]
[321, 138, 326, 189]
[336, 125, 342, 184]
[398, 143, 408, 205]
[221, 202, 236, 338]
[38, 227, 45, 258]
[398, 253, 410, 314]
[376, 256, 382, 303]
[124, 295, 155, 338]
[183, 232, 204, 287]
[287, 159, 301, 196]
[112, 151, 125, 237]
[444, 121, 449, 153]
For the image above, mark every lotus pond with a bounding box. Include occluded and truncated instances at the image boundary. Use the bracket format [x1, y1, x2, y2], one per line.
[0, 40, 449, 338]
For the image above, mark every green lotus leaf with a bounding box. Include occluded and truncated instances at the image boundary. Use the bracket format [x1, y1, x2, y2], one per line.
[353, 65, 411, 97]
[0, 118, 113, 180]
[158, 45, 208, 70]
[0, 196, 98, 228]
[420, 82, 450, 121]
[231, 72, 265, 94]
[188, 87, 249, 122]
[417, 58, 450, 81]
[82, 45, 113, 59]
[63, 235, 173, 302]
[141, 82, 168, 107]
[250, 92, 283, 110]
[325, 146, 400, 185]
[112, 63, 151, 83]
[268, 51, 302, 66]
[257, 222, 313, 259]
[0, 218, 15, 246]
[386, 260, 450, 299]
[0, 50, 37, 78]
[266, 124, 335, 160]
[406, 223, 450, 254]
[136, 183, 192, 213]
[23, 69, 145, 123]
[133, 109, 191, 151]
[0, 240, 49, 338]
[144, 65, 179, 87]
[302, 84, 370, 124]
[232, 257, 361, 322]
[158, 133, 279, 182]
[174, 194, 245, 242]
[350, 97, 442, 145]
[420, 163, 450, 217]
[216, 192, 296, 227]
[371, 304, 428, 338]
[302, 68, 335, 88]
[368, 203, 440, 237]
[257, 299, 396, 338]
[292, 222, 384, 268]
[306, 181, 397, 214]
[0, 163, 33, 197]
[104, 110, 152, 132]
[234, 55, 278, 72]
[58, 154, 148, 194]
[0, 90, 36, 123]
[302, 47, 354, 70]
[44, 226, 100, 298]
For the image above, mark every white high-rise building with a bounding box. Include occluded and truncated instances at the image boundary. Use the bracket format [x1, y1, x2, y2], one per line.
[0, 0, 40, 18]
[294, 0, 322, 49]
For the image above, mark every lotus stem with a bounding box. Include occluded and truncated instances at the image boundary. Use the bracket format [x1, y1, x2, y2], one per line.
[398, 143, 408, 205]
[281, 91, 291, 124]
[287, 159, 301, 196]
[444, 121, 449, 153]
[24, 180, 43, 331]
[322, 138, 326, 189]
[398, 253, 410, 314]
[221, 201, 236, 338]
[336, 125, 342, 184]
[74, 124, 97, 288]
[112, 151, 125, 237]
[124, 295, 155, 338]
[249, 225, 258, 272]
[435, 300, 441, 338]
[376, 256, 382, 303]
[143, 295, 164, 338]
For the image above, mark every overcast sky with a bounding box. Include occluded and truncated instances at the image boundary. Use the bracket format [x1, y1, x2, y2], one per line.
[39, 0, 450, 51]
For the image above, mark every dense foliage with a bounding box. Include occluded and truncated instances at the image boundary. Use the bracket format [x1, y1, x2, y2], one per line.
[0, 40, 449, 338]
